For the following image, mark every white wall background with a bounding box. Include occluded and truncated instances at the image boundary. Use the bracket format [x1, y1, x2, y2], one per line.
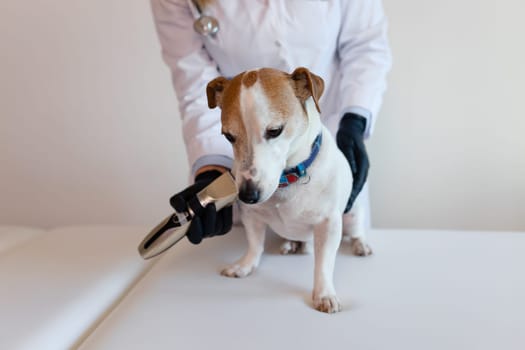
[369, 0, 525, 231]
[1, 0, 524, 231]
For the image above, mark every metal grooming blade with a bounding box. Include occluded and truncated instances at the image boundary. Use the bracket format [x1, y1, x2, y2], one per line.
[138, 172, 238, 259]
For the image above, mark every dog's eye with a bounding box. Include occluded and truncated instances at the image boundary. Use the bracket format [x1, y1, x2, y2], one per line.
[265, 126, 284, 140]
[223, 132, 236, 143]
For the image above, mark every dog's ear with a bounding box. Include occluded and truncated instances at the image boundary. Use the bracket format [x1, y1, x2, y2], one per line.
[290, 67, 325, 113]
[206, 76, 230, 109]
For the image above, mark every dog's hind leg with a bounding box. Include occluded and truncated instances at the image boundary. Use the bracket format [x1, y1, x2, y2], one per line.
[342, 196, 372, 256]
[221, 214, 266, 278]
[280, 240, 312, 255]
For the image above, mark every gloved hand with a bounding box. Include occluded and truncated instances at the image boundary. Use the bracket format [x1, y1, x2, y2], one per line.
[169, 170, 233, 244]
[336, 113, 370, 213]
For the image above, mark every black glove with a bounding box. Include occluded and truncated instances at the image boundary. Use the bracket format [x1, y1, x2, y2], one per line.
[336, 113, 370, 213]
[169, 170, 233, 244]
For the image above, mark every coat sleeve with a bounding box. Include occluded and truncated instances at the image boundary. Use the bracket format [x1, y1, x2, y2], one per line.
[337, 0, 392, 138]
[150, 0, 233, 175]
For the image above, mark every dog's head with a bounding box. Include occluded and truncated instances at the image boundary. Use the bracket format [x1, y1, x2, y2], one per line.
[207, 67, 324, 204]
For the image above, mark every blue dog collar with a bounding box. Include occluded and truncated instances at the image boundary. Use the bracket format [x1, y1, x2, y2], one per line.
[279, 133, 322, 188]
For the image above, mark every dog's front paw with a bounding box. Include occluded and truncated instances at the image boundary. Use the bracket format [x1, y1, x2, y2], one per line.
[220, 263, 255, 278]
[350, 237, 373, 256]
[313, 294, 342, 314]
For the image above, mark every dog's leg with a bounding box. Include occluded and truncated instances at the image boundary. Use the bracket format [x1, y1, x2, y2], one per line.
[342, 198, 372, 256]
[221, 215, 266, 278]
[312, 216, 342, 313]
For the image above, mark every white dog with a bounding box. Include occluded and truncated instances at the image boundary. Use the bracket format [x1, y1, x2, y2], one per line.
[206, 67, 371, 313]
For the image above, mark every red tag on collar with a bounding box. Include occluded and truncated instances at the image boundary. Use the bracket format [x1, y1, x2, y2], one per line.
[286, 173, 299, 184]
[279, 173, 300, 188]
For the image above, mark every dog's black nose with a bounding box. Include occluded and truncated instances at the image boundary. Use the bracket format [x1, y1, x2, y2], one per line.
[239, 180, 260, 204]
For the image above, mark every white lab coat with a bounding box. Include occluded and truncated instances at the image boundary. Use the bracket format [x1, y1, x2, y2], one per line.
[151, 0, 392, 175]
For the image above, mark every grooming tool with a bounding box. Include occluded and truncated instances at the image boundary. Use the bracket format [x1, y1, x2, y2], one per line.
[138, 172, 238, 259]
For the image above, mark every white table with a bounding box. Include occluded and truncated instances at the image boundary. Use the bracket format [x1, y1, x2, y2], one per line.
[0, 226, 151, 349]
[79, 227, 525, 350]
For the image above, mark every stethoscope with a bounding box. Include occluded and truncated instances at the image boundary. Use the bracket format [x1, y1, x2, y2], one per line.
[192, 0, 220, 37]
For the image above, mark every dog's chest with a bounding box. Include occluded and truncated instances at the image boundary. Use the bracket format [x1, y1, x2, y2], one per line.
[243, 188, 326, 241]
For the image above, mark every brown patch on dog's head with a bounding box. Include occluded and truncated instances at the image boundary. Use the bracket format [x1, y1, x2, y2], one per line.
[242, 71, 258, 88]
[256, 68, 299, 122]
[207, 68, 324, 134]
[290, 67, 324, 113]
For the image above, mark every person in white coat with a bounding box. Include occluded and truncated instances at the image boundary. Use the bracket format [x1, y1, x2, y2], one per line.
[151, 0, 392, 244]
